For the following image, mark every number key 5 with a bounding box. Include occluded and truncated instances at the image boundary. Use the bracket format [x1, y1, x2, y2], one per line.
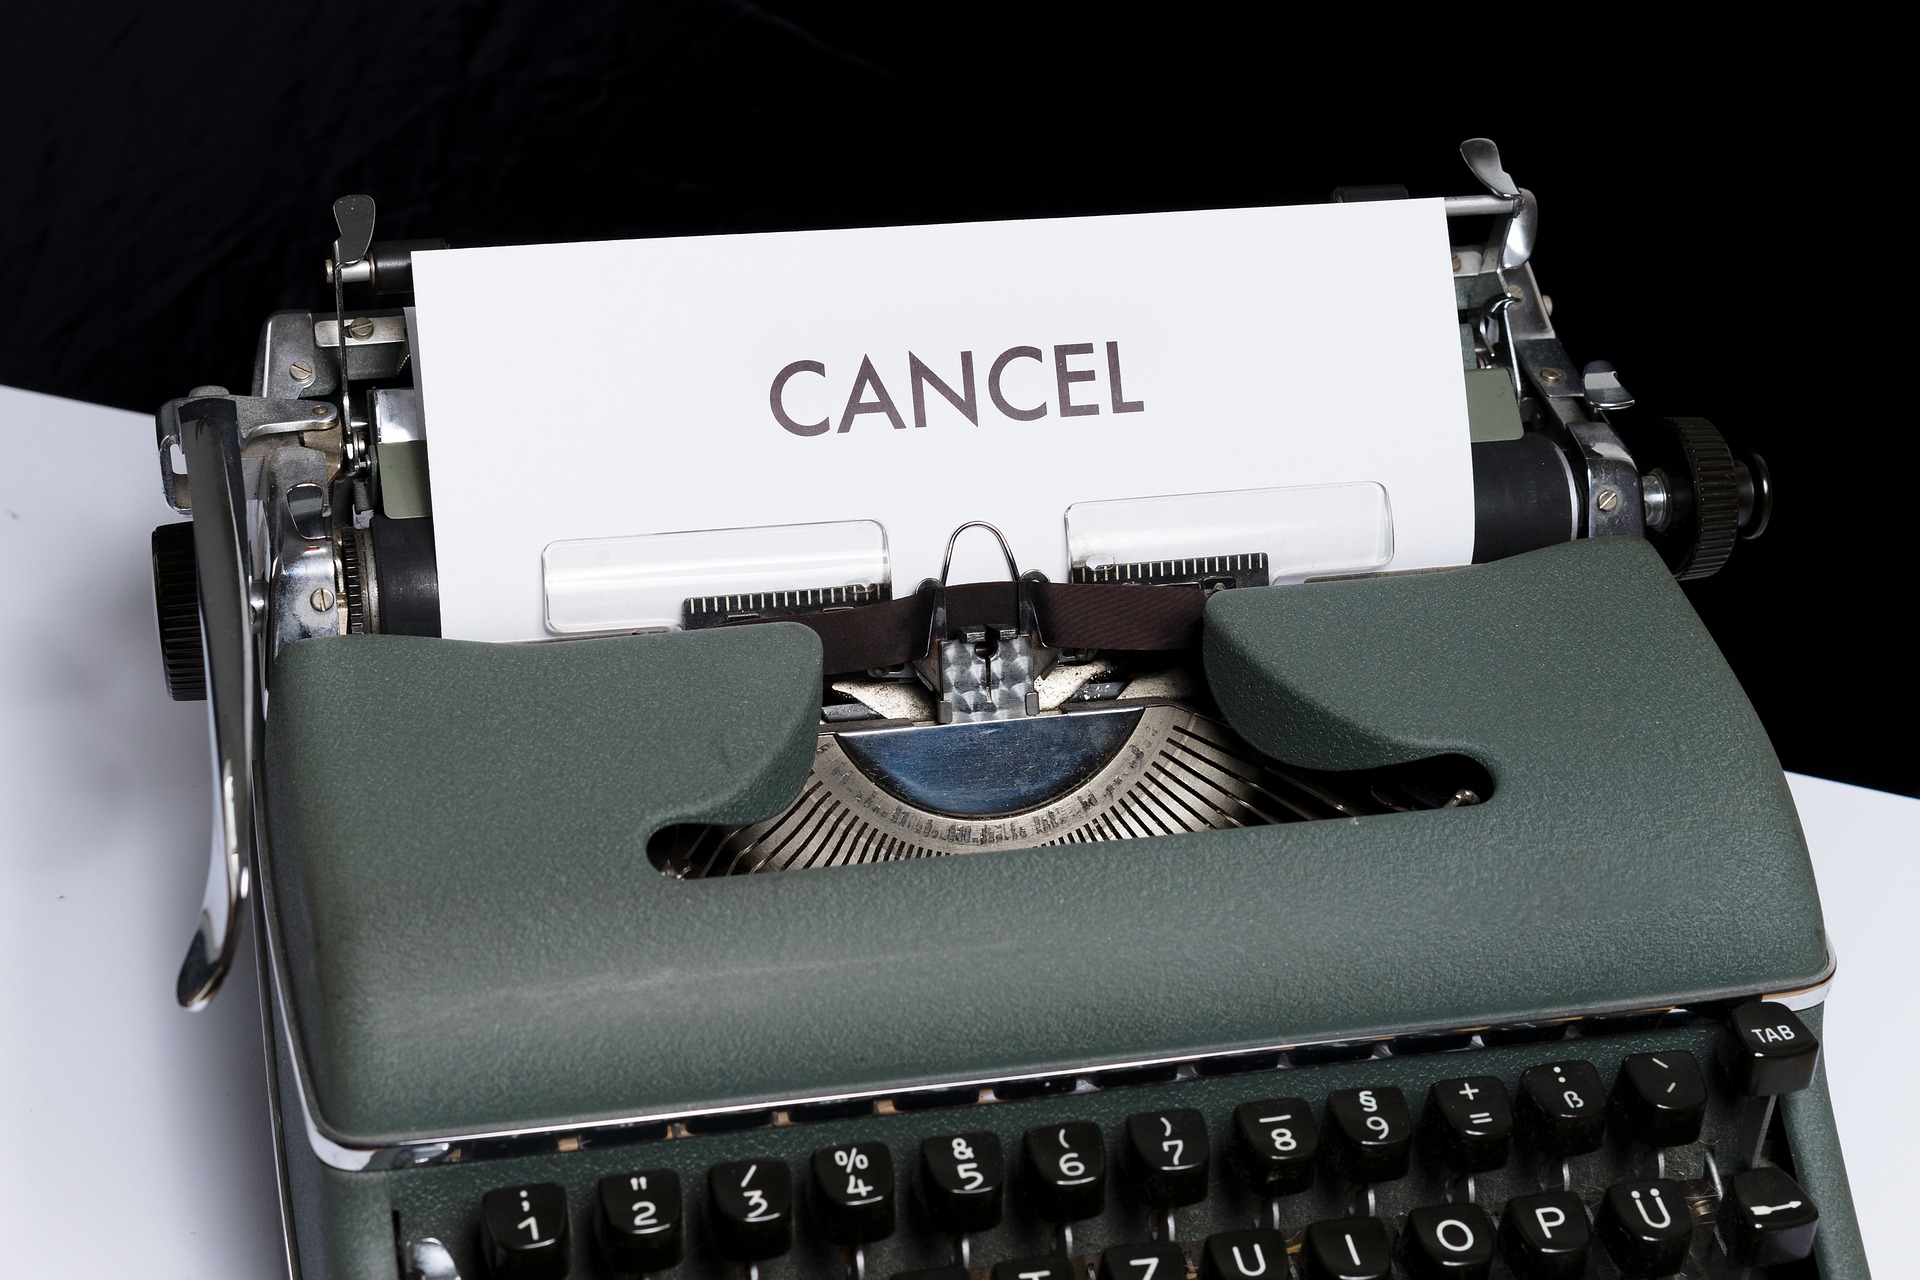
[920, 1131, 1006, 1235]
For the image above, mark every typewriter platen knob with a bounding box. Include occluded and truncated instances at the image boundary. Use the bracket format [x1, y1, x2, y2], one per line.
[150, 522, 206, 701]
[1632, 416, 1763, 580]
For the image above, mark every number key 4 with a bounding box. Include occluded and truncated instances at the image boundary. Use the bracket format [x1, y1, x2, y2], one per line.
[810, 1142, 896, 1246]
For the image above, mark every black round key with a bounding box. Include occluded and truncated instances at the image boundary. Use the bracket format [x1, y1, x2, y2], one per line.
[1401, 1203, 1494, 1279]
[1125, 1108, 1211, 1208]
[1203, 1228, 1290, 1279]
[1723, 1001, 1821, 1096]
[1498, 1190, 1591, 1280]
[1612, 1050, 1707, 1148]
[707, 1159, 793, 1263]
[1022, 1121, 1106, 1223]
[1230, 1097, 1318, 1197]
[594, 1169, 681, 1274]
[479, 1183, 570, 1279]
[1724, 1166, 1819, 1266]
[990, 1256, 1073, 1280]
[1302, 1216, 1392, 1280]
[1596, 1178, 1693, 1277]
[1518, 1059, 1608, 1157]
[1423, 1076, 1513, 1174]
[810, 1141, 896, 1245]
[1100, 1242, 1186, 1279]
[1322, 1087, 1413, 1184]
[919, 1130, 1004, 1234]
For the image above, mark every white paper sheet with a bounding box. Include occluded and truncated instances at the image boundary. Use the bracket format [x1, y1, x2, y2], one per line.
[410, 200, 1473, 642]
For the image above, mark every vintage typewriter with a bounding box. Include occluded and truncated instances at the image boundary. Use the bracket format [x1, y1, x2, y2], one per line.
[148, 141, 1862, 1279]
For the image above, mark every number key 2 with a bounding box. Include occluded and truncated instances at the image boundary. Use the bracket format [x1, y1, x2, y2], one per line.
[594, 1169, 681, 1274]
[479, 1183, 569, 1280]
[707, 1159, 793, 1263]
[1022, 1121, 1106, 1223]
[1229, 1097, 1317, 1197]
[1125, 1108, 1211, 1208]
[810, 1142, 895, 1245]
[1323, 1087, 1413, 1184]
[920, 1130, 1005, 1234]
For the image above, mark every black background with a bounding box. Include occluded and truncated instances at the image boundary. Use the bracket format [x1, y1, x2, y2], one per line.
[3, 6, 1906, 795]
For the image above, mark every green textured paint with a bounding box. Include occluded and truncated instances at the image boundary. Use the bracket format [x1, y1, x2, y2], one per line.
[265, 539, 1829, 1151]
[1779, 1005, 1869, 1276]
[1463, 367, 1524, 441]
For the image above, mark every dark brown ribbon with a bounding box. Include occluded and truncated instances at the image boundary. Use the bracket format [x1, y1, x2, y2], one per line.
[732, 580, 1208, 674]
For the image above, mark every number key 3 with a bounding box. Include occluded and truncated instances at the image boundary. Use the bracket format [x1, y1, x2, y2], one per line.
[708, 1159, 793, 1263]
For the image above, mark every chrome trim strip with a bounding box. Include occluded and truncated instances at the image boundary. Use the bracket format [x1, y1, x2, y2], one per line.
[273, 941, 1840, 1172]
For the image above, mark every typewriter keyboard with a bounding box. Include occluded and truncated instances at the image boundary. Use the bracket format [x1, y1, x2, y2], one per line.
[394, 1003, 1831, 1279]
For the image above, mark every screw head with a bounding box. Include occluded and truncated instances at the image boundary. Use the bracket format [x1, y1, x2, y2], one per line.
[1450, 253, 1462, 273]
[1538, 367, 1566, 386]
[310, 404, 329, 416]
[1507, 284, 1523, 300]
[345, 317, 375, 340]
[311, 586, 335, 612]
[289, 359, 314, 384]
[1596, 487, 1621, 512]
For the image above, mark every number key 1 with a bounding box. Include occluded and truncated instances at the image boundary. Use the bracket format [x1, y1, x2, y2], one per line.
[594, 1169, 682, 1274]
[1230, 1097, 1318, 1198]
[479, 1183, 570, 1280]
[810, 1142, 896, 1245]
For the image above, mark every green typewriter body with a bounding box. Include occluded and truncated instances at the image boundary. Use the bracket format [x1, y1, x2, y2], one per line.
[150, 143, 1861, 1278]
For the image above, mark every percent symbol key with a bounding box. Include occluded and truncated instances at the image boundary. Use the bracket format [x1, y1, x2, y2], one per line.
[812, 1141, 897, 1245]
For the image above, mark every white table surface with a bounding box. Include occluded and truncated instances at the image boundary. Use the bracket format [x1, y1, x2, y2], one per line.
[1, 384, 1909, 1277]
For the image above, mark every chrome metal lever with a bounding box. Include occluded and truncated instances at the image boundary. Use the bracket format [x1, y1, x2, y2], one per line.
[169, 396, 262, 1009]
[1459, 138, 1537, 272]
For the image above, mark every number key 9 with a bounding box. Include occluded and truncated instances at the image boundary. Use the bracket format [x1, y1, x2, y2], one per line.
[1322, 1087, 1413, 1184]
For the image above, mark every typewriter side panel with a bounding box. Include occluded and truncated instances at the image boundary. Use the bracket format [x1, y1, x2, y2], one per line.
[1778, 1006, 1869, 1278]
[260, 537, 1831, 1156]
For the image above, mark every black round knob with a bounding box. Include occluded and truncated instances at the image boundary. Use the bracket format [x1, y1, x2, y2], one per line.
[1635, 416, 1744, 581]
[150, 522, 206, 701]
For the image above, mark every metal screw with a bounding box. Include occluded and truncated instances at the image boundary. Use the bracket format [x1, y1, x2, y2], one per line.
[1450, 253, 1461, 273]
[1507, 284, 1523, 300]
[310, 404, 329, 416]
[1538, 367, 1566, 386]
[1596, 487, 1620, 512]
[289, 359, 314, 383]
[345, 317, 375, 340]
[311, 586, 335, 611]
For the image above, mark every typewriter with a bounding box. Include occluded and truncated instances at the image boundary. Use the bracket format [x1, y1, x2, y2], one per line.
[148, 141, 1862, 1280]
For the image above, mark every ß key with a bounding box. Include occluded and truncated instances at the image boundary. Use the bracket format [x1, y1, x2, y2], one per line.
[708, 1159, 793, 1263]
[1517, 1060, 1608, 1158]
[1499, 1190, 1591, 1280]
[1125, 1108, 1211, 1210]
[1723, 1001, 1821, 1095]
[1400, 1203, 1495, 1279]
[1100, 1242, 1187, 1279]
[1229, 1097, 1318, 1198]
[1022, 1121, 1107, 1223]
[920, 1131, 1006, 1235]
[1596, 1178, 1693, 1277]
[811, 1142, 896, 1245]
[1423, 1076, 1513, 1175]
[1302, 1216, 1392, 1280]
[1612, 1050, 1708, 1148]
[1724, 1166, 1820, 1266]
[480, 1183, 570, 1280]
[594, 1169, 682, 1275]
[1323, 1087, 1413, 1184]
